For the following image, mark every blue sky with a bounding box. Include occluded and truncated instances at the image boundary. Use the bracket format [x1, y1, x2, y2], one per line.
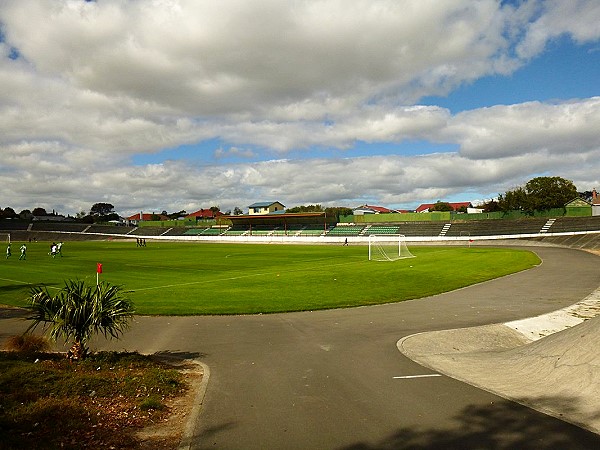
[133, 36, 599, 166]
[1, 1, 599, 215]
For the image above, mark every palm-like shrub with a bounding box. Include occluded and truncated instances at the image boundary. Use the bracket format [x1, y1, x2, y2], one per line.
[26, 280, 134, 360]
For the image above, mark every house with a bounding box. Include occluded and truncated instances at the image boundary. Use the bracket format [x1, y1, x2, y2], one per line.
[186, 209, 224, 221]
[248, 201, 285, 215]
[353, 204, 396, 215]
[415, 201, 472, 213]
[593, 189, 600, 217]
[126, 212, 169, 225]
[565, 197, 593, 217]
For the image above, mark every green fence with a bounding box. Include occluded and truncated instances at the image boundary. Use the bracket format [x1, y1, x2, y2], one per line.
[339, 207, 586, 224]
[138, 219, 216, 227]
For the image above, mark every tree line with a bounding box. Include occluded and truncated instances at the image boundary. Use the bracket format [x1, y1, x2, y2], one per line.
[481, 176, 582, 214]
[0, 176, 590, 222]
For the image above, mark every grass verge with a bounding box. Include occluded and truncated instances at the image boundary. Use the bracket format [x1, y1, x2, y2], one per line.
[0, 351, 188, 449]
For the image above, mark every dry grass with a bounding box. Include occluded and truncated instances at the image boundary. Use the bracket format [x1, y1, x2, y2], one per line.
[3, 334, 51, 353]
[0, 349, 199, 449]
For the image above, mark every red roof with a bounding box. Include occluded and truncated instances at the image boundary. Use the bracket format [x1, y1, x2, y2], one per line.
[126, 213, 169, 221]
[186, 209, 224, 219]
[415, 202, 472, 213]
[355, 204, 395, 213]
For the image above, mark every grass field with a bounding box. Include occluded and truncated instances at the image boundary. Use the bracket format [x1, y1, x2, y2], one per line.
[0, 241, 541, 315]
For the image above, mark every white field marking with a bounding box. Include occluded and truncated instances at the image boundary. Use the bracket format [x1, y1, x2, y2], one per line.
[393, 374, 442, 379]
[0, 277, 32, 285]
[124, 255, 364, 272]
[129, 258, 367, 292]
[130, 271, 275, 292]
[0, 277, 61, 290]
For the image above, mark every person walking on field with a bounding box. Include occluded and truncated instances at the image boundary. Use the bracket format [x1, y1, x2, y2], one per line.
[19, 244, 26, 260]
[6, 244, 11, 259]
[57, 242, 63, 257]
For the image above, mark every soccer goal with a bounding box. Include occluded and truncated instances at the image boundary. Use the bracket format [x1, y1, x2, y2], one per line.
[1, 233, 10, 244]
[368, 234, 414, 261]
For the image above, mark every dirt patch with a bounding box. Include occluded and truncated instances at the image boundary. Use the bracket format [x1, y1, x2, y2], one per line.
[136, 360, 204, 449]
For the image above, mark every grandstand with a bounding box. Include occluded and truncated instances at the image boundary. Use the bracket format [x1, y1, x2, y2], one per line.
[362, 225, 401, 235]
[444, 218, 549, 237]
[326, 225, 365, 236]
[547, 216, 600, 233]
[2, 214, 600, 251]
[396, 222, 447, 237]
[298, 224, 327, 236]
[84, 224, 134, 235]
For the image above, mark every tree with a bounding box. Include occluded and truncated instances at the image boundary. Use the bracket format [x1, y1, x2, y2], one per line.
[25, 280, 134, 360]
[324, 206, 353, 218]
[32, 207, 47, 216]
[233, 206, 243, 215]
[287, 204, 324, 213]
[19, 209, 33, 219]
[168, 210, 187, 219]
[524, 176, 577, 211]
[498, 176, 577, 213]
[1, 206, 17, 218]
[481, 199, 501, 213]
[90, 203, 115, 217]
[430, 201, 453, 212]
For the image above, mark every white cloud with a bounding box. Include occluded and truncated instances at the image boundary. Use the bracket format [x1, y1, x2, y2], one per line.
[445, 97, 600, 159]
[0, 1, 599, 215]
[517, 0, 600, 59]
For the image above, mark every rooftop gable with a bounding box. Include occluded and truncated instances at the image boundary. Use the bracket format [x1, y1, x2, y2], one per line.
[186, 209, 223, 219]
[248, 201, 285, 208]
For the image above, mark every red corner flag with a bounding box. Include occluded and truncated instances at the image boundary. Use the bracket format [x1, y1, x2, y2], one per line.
[97, 263, 103, 274]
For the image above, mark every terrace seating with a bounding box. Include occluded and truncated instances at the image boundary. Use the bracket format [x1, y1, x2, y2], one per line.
[129, 227, 172, 236]
[160, 228, 189, 236]
[445, 218, 549, 237]
[31, 222, 89, 233]
[548, 216, 600, 233]
[270, 224, 305, 236]
[326, 225, 364, 236]
[396, 222, 446, 236]
[363, 225, 401, 235]
[249, 225, 276, 236]
[0, 220, 30, 231]
[199, 227, 227, 236]
[84, 224, 135, 235]
[224, 226, 250, 236]
[299, 224, 327, 236]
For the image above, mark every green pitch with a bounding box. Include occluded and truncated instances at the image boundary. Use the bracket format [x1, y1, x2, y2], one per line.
[0, 241, 540, 315]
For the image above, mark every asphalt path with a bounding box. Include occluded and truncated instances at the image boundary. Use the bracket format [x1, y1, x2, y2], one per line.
[3, 246, 600, 449]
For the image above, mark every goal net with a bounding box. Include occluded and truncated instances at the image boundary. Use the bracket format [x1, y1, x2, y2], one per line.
[368, 234, 414, 261]
[1, 233, 10, 244]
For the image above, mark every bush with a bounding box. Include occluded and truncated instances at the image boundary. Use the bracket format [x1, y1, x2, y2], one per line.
[3, 334, 50, 353]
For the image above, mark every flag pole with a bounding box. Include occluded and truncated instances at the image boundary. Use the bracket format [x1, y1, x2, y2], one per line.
[96, 263, 102, 287]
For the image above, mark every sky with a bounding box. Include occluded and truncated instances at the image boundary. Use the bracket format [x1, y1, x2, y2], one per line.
[0, 0, 599, 217]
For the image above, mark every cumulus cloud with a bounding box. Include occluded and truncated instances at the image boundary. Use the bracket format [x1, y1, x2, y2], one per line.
[444, 97, 600, 159]
[517, 0, 600, 58]
[0, 0, 599, 215]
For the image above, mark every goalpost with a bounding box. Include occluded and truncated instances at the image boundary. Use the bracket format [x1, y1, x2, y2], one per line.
[1, 233, 10, 244]
[368, 234, 415, 261]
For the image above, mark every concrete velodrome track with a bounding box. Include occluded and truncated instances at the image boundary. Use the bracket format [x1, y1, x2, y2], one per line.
[2, 246, 600, 449]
